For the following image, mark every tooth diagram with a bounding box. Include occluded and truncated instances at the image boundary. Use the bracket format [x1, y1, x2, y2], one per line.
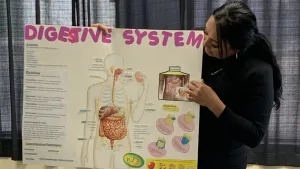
[177, 111, 195, 132]
[172, 133, 192, 153]
[147, 137, 167, 157]
[156, 114, 176, 135]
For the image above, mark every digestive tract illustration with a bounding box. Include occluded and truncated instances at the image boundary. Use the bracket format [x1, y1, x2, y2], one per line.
[158, 66, 190, 101]
[81, 53, 149, 169]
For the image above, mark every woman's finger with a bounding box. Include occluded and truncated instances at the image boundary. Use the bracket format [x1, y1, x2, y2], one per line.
[186, 89, 197, 98]
[187, 82, 198, 91]
[190, 80, 201, 87]
[186, 89, 193, 95]
[91, 23, 108, 34]
[187, 95, 195, 101]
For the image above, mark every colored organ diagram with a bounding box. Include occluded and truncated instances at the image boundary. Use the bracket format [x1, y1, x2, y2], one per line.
[172, 134, 192, 153]
[147, 137, 167, 157]
[81, 53, 149, 169]
[158, 66, 190, 101]
[98, 106, 127, 150]
[177, 111, 195, 132]
[156, 114, 176, 135]
[123, 153, 145, 168]
[152, 111, 196, 157]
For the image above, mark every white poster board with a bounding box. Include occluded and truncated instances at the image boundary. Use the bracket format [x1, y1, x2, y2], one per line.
[22, 24, 204, 169]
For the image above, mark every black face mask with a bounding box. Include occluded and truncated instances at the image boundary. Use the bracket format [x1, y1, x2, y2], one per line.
[202, 48, 242, 78]
[202, 51, 223, 79]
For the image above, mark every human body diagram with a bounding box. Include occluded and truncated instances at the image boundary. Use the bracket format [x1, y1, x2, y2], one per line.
[81, 53, 148, 169]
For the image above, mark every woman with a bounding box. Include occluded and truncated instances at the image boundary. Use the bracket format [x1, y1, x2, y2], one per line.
[93, 1, 282, 169]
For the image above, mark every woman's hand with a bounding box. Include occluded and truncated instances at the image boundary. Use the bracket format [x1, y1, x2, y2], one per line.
[91, 23, 111, 34]
[186, 80, 226, 117]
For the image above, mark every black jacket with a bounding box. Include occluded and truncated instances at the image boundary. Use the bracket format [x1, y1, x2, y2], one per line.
[198, 49, 274, 169]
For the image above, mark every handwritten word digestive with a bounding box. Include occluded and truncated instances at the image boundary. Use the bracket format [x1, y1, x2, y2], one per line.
[24, 25, 203, 48]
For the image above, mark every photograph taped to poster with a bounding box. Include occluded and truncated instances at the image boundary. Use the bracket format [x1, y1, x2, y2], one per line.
[22, 24, 204, 169]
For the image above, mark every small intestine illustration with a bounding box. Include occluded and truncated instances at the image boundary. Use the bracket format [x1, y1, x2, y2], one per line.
[172, 133, 192, 153]
[98, 106, 127, 150]
[156, 114, 176, 135]
[177, 111, 195, 132]
[148, 137, 167, 157]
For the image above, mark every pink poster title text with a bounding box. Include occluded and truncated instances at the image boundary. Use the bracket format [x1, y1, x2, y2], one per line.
[24, 25, 203, 48]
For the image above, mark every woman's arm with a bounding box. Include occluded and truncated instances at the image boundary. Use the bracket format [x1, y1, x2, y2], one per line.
[217, 66, 274, 148]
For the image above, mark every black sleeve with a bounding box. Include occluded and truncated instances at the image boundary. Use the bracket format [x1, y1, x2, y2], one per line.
[218, 67, 274, 148]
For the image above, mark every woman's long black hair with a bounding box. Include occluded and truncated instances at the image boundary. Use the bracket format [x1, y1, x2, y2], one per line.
[212, 1, 283, 110]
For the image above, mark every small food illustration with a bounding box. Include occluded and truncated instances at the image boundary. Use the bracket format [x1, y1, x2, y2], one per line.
[177, 111, 195, 132]
[148, 137, 167, 157]
[146, 159, 197, 169]
[172, 133, 192, 153]
[123, 153, 145, 168]
[159, 163, 166, 169]
[178, 164, 185, 169]
[187, 166, 195, 169]
[169, 163, 176, 169]
[148, 161, 155, 169]
[156, 114, 176, 135]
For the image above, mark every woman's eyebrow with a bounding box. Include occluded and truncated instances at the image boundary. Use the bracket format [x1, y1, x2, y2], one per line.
[191, 26, 218, 44]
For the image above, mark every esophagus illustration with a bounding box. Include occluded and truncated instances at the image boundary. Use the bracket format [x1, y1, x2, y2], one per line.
[158, 66, 190, 101]
[81, 53, 149, 169]
[147, 137, 167, 157]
